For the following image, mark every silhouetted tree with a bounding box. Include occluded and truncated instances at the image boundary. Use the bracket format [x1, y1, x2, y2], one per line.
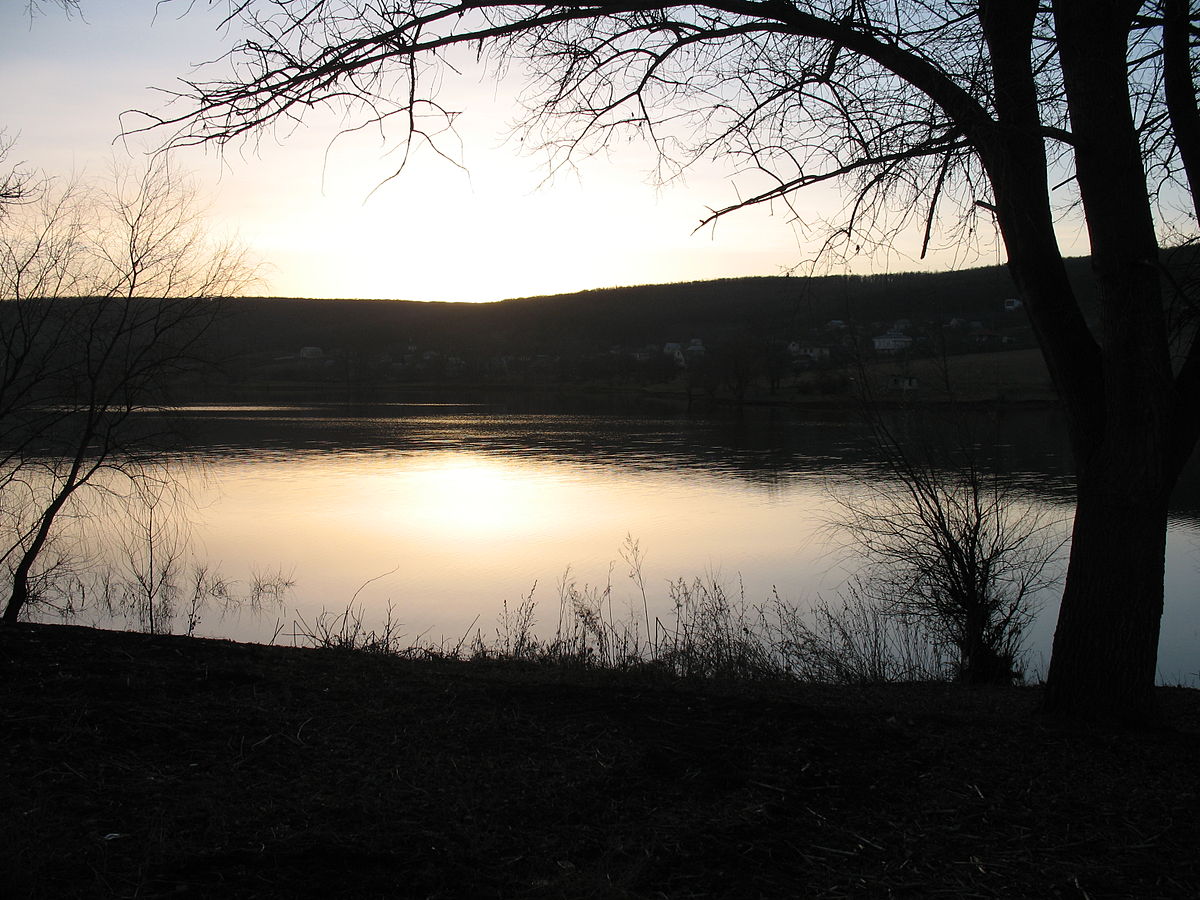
[834, 417, 1065, 685]
[149, 0, 1200, 720]
[711, 334, 761, 402]
[5, 4, 85, 209]
[0, 161, 253, 623]
[763, 340, 790, 394]
[0, 133, 35, 214]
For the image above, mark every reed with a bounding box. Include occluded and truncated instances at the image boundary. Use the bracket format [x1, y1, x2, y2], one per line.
[294, 553, 950, 687]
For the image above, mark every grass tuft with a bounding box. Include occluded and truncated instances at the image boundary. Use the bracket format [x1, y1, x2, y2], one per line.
[290, 560, 950, 689]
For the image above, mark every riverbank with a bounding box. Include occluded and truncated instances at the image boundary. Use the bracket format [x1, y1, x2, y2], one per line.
[3, 623, 1197, 898]
[180, 346, 1062, 411]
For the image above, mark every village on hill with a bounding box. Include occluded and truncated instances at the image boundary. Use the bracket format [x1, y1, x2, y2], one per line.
[208, 263, 1069, 404]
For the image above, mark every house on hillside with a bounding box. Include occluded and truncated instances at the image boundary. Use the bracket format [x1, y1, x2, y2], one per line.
[969, 329, 1017, 347]
[872, 331, 913, 353]
[788, 342, 831, 361]
[632, 344, 658, 362]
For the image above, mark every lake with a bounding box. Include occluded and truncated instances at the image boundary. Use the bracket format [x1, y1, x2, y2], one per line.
[51, 395, 1200, 685]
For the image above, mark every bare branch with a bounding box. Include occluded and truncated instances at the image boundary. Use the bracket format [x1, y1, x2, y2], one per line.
[0, 160, 254, 622]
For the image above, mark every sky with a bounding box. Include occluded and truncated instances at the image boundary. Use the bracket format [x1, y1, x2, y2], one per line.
[0, 1, 1035, 303]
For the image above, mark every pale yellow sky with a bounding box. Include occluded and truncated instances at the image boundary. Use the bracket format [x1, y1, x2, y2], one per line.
[2, 1, 1071, 302]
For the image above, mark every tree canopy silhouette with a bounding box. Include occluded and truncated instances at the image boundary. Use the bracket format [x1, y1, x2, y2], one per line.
[0, 161, 253, 624]
[148, 0, 1200, 720]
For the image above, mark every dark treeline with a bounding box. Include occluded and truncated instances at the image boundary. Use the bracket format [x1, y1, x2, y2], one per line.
[224, 260, 1091, 357]
[196, 260, 1112, 391]
[21, 253, 1178, 396]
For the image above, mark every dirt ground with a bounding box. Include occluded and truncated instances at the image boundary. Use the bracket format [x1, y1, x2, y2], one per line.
[2, 622, 1197, 898]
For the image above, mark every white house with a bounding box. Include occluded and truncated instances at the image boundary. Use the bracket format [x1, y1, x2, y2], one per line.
[788, 343, 831, 361]
[872, 332, 913, 353]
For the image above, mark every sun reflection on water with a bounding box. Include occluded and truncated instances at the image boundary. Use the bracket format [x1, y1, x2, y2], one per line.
[181, 444, 842, 646]
[42, 405, 1200, 685]
[376, 455, 564, 539]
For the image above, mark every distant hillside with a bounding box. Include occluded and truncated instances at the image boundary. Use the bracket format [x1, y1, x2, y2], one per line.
[219, 259, 1100, 359]
[11, 249, 1192, 403]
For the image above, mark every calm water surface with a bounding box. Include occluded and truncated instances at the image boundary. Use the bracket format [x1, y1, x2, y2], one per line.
[81, 398, 1200, 685]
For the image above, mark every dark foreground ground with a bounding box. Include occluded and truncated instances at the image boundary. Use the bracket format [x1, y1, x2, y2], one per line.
[3, 624, 1198, 899]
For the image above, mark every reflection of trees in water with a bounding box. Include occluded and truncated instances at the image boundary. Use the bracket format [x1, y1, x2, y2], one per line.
[152, 397, 1200, 525]
[155, 401, 1103, 495]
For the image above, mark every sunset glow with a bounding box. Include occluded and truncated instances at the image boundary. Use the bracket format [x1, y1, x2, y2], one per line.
[182, 445, 847, 643]
[0, 1, 1047, 302]
[383, 456, 560, 538]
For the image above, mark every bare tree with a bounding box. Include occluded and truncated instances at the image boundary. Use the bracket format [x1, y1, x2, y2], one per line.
[145, 0, 1200, 719]
[8, 0, 86, 211]
[25, 1, 81, 15]
[833, 415, 1066, 684]
[0, 159, 254, 623]
[0, 132, 35, 214]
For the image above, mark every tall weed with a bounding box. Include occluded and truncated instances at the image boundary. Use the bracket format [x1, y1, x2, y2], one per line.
[292, 541, 949, 686]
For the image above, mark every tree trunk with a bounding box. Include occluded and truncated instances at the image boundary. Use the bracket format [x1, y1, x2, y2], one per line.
[4, 533, 48, 625]
[1043, 475, 1170, 722]
[1034, 0, 1180, 722]
[2, 451, 87, 624]
[3, 497, 66, 624]
[3, 572, 31, 624]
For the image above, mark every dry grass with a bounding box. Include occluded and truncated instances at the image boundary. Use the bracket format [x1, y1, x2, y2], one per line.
[2, 622, 1198, 898]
